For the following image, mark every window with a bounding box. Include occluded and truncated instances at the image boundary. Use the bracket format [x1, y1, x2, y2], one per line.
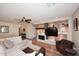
[0, 26, 9, 33]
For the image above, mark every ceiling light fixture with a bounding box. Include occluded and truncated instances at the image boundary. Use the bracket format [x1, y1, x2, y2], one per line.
[19, 17, 32, 23]
[56, 17, 58, 18]
[46, 3, 56, 7]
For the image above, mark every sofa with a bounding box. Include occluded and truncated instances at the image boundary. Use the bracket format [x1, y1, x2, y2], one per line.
[0, 36, 43, 56]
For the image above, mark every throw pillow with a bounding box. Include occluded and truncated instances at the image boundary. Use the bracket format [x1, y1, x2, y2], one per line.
[6, 36, 22, 46]
[3, 40, 14, 49]
[22, 47, 34, 54]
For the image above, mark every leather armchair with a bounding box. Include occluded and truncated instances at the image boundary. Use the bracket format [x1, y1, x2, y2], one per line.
[56, 39, 77, 56]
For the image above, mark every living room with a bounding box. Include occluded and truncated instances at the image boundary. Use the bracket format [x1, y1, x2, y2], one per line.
[0, 3, 79, 56]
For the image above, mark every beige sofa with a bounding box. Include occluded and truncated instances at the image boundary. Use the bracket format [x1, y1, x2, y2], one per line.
[0, 36, 42, 56]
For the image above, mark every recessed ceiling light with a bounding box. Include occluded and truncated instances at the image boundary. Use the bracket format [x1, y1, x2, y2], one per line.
[46, 3, 56, 7]
[56, 17, 58, 18]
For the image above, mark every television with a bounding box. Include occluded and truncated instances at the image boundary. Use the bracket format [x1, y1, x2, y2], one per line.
[45, 27, 58, 37]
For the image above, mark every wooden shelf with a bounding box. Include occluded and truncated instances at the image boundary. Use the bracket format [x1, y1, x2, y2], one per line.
[36, 28, 45, 29]
[58, 32, 68, 35]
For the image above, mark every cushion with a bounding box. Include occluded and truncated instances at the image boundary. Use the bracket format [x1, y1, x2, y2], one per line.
[0, 45, 5, 56]
[12, 36, 22, 45]
[56, 39, 75, 55]
[59, 39, 74, 48]
[22, 47, 34, 54]
[22, 47, 43, 56]
[6, 36, 22, 45]
[3, 40, 14, 49]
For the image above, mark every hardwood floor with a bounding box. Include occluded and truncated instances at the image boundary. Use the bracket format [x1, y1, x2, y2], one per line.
[32, 40, 62, 56]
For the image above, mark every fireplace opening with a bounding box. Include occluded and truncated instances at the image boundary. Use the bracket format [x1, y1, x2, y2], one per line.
[38, 35, 46, 40]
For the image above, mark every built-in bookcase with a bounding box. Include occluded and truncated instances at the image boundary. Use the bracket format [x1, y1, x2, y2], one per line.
[35, 17, 72, 41]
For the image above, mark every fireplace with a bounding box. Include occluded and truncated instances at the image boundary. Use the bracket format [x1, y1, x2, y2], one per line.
[37, 35, 46, 40]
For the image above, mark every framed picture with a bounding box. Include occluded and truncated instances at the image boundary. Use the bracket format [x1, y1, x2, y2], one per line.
[0, 26, 9, 33]
[73, 18, 78, 31]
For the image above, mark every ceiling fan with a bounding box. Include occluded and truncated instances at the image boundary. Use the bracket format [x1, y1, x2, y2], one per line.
[19, 17, 32, 23]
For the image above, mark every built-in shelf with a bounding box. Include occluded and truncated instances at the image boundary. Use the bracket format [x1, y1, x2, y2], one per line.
[36, 28, 45, 29]
[35, 17, 72, 41]
[58, 32, 68, 35]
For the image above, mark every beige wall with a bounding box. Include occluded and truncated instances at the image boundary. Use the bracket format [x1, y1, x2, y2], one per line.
[72, 7, 79, 55]
[0, 21, 36, 40]
[26, 23, 36, 39]
[20, 22, 36, 39]
[0, 21, 19, 39]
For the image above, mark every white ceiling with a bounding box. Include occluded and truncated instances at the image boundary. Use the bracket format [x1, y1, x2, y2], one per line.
[0, 3, 79, 23]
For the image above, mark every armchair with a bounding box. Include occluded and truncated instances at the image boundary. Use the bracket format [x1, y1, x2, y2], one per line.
[56, 39, 77, 56]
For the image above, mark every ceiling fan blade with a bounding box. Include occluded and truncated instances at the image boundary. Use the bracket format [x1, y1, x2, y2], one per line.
[25, 19, 31, 21]
[25, 21, 30, 23]
[18, 17, 32, 23]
